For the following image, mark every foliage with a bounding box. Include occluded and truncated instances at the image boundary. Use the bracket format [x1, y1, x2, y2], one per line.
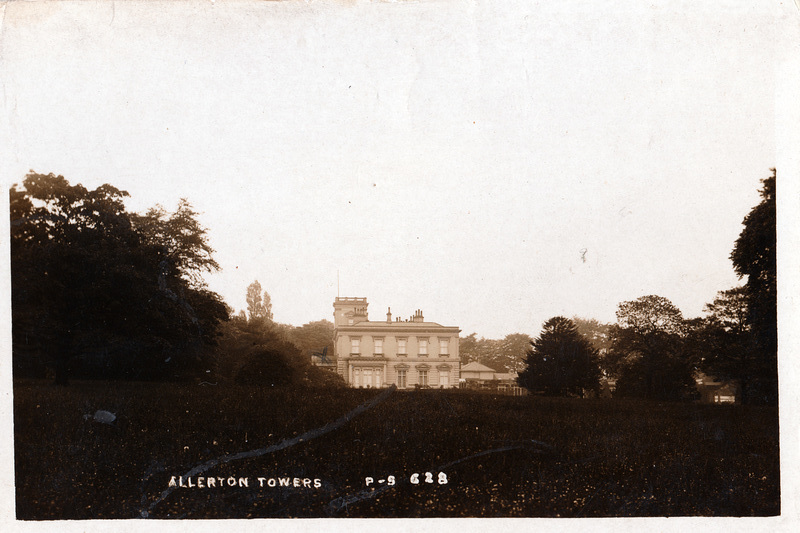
[10, 173, 228, 383]
[686, 287, 750, 387]
[730, 170, 777, 405]
[245, 280, 273, 322]
[132, 200, 220, 289]
[459, 332, 532, 373]
[607, 296, 698, 402]
[571, 317, 612, 353]
[286, 320, 335, 359]
[517, 317, 601, 396]
[571, 316, 613, 377]
[213, 316, 343, 388]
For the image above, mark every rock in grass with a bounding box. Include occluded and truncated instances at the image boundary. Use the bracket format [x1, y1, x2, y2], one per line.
[92, 410, 116, 424]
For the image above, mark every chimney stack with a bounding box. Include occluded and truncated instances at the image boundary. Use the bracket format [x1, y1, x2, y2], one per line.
[386, 307, 392, 323]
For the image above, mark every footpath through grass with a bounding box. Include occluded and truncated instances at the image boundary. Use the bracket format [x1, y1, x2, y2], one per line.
[13, 380, 779, 518]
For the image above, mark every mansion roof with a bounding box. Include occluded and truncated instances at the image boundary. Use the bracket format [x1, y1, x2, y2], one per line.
[336, 320, 459, 333]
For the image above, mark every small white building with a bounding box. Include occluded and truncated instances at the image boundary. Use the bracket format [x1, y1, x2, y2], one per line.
[460, 361, 497, 382]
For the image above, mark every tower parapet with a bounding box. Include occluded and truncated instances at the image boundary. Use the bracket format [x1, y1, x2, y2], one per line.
[333, 297, 369, 326]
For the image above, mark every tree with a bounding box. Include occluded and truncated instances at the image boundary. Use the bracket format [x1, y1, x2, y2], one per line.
[496, 333, 534, 372]
[213, 317, 344, 388]
[607, 295, 698, 402]
[685, 287, 750, 400]
[572, 316, 613, 377]
[571, 317, 613, 353]
[517, 317, 601, 397]
[132, 199, 220, 289]
[287, 320, 335, 358]
[730, 170, 777, 405]
[245, 280, 273, 322]
[10, 173, 228, 384]
[459, 332, 531, 372]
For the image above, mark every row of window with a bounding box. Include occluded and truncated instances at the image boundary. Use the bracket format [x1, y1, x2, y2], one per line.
[397, 369, 450, 388]
[352, 367, 450, 389]
[350, 337, 450, 356]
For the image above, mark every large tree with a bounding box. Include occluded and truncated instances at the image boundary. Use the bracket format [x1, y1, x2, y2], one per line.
[10, 173, 228, 384]
[517, 317, 600, 397]
[730, 170, 777, 405]
[607, 295, 698, 402]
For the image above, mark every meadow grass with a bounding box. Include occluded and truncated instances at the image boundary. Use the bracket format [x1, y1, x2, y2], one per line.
[13, 380, 779, 518]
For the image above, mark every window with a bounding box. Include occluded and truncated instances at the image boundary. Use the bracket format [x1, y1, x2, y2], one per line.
[419, 370, 428, 387]
[419, 338, 428, 355]
[374, 338, 383, 355]
[397, 370, 407, 388]
[439, 338, 449, 355]
[439, 372, 449, 388]
[397, 338, 407, 355]
[351, 338, 360, 355]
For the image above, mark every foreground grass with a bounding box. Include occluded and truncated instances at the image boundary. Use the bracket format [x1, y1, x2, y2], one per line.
[14, 380, 779, 518]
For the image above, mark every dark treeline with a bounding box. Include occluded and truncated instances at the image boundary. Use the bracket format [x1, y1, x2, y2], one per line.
[516, 170, 777, 405]
[10, 172, 342, 388]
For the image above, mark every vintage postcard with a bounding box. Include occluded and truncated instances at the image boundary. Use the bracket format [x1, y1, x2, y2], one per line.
[1, 0, 798, 531]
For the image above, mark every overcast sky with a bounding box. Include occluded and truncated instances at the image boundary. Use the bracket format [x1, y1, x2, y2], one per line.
[1, 0, 792, 339]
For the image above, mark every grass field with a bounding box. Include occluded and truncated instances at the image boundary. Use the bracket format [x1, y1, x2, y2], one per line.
[13, 380, 780, 519]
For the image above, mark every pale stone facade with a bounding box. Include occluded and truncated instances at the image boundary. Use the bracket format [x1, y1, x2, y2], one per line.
[333, 297, 460, 389]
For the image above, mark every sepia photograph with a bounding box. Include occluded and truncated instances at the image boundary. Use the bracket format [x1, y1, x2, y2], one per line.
[1, 0, 798, 529]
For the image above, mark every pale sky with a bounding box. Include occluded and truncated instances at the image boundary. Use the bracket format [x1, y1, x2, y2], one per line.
[0, 0, 792, 339]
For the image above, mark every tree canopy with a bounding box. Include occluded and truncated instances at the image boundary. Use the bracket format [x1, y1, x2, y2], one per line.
[607, 295, 698, 402]
[245, 280, 273, 322]
[459, 332, 532, 373]
[517, 317, 600, 397]
[730, 170, 777, 405]
[686, 287, 751, 395]
[10, 172, 228, 383]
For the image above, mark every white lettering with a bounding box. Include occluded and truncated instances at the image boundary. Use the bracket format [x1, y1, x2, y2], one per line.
[197, 477, 205, 488]
[314, 479, 322, 488]
[239, 477, 249, 487]
[207, 477, 216, 487]
[258, 477, 266, 487]
[268, 478, 277, 487]
[279, 477, 290, 487]
[169, 476, 177, 487]
[365, 477, 374, 486]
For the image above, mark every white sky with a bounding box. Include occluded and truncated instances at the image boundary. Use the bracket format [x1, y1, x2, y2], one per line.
[0, 0, 791, 339]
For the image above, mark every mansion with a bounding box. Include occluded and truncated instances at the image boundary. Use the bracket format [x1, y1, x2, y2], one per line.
[333, 297, 460, 389]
